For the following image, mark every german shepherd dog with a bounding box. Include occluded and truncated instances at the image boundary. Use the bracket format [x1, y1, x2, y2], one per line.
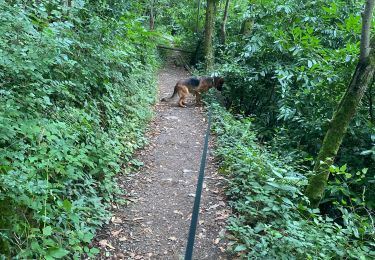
[161, 76, 224, 107]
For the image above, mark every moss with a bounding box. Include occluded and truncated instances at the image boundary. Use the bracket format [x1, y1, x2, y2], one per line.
[305, 55, 375, 208]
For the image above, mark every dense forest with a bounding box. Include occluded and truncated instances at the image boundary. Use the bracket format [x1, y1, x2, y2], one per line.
[1, 0, 375, 259]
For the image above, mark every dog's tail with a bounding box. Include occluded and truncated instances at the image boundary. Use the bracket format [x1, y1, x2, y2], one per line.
[161, 85, 178, 102]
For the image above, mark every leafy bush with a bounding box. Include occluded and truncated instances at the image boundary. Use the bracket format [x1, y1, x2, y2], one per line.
[213, 0, 374, 216]
[218, 0, 361, 138]
[0, 1, 159, 258]
[209, 101, 375, 259]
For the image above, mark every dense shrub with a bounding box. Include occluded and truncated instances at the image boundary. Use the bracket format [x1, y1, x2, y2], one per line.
[212, 0, 375, 218]
[209, 101, 375, 259]
[0, 1, 159, 258]
[217, 0, 362, 142]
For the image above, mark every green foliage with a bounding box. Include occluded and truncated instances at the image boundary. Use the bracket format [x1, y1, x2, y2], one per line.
[212, 0, 374, 219]
[148, 0, 375, 257]
[0, 0, 159, 258]
[147, 0, 375, 257]
[218, 0, 361, 130]
[209, 101, 375, 259]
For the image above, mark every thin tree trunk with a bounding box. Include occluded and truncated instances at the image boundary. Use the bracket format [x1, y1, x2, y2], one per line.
[220, 0, 230, 45]
[360, 0, 375, 62]
[369, 77, 375, 123]
[149, 1, 155, 31]
[204, 0, 216, 72]
[305, 0, 375, 208]
[195, 0, 201, 33]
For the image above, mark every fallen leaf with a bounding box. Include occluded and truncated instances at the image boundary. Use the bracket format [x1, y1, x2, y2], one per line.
[173, 210, 183, 216]
[168, 236, 177, 241]
[98, 239, 108, 247]
[207, 204, 221, 210]
[111, 229, 122, 237]
[111, 217, 123, 224]
[215, 210, 230, 221]
[143, 227, 153, 234]
[119, 236, 127, 242]
[98, 240, 115, 249]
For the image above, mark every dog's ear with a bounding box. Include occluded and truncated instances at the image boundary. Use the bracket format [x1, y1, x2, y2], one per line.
[218, 77, 224, 85]
[214, 77, 225, 91]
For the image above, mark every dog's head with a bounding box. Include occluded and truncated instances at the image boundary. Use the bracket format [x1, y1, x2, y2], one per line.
[213, 77, 225, 91]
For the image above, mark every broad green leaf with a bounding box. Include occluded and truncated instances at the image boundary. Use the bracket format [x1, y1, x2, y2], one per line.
[82, 232, 94, 243]
[62, 199, 72, 212]
[234, 244, 247, 252]
[43, 226, 53, 236]
[46, 248, 69, 259]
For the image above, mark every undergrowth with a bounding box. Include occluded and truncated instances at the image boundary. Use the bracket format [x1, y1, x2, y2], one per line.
[0, 2, 159, 258]
[208, 101, 375, 259]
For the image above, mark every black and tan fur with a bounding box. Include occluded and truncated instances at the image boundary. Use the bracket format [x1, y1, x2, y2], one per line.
[161, 76, 224, 107]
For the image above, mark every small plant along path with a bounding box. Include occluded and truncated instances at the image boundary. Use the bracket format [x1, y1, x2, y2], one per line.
[95, 56, 229, 259]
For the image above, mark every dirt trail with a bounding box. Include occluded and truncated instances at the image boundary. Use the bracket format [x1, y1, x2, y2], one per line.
[95, 56, 229, 259]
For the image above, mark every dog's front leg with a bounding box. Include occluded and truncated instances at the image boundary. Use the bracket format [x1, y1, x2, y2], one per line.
[196, 92, 202, 105]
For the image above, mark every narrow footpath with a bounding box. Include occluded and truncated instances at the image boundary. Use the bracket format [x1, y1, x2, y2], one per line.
[95, 56, 230, 259]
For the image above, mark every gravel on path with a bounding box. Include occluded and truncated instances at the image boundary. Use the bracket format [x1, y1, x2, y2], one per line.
[94, 58, 230, 260]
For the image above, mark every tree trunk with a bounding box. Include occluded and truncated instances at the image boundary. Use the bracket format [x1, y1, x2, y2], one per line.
[369, 76, 375, 123]
[305, 0, 375, 208]
[220, 0, 230, 45]
[195, 0, 201, 33]
[204, 0, 216, 72]
[149, 1, 155, 31]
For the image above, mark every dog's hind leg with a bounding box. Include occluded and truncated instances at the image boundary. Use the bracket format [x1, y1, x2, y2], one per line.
[178, 86, 189, 108]
[179, 98, 187, 108]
